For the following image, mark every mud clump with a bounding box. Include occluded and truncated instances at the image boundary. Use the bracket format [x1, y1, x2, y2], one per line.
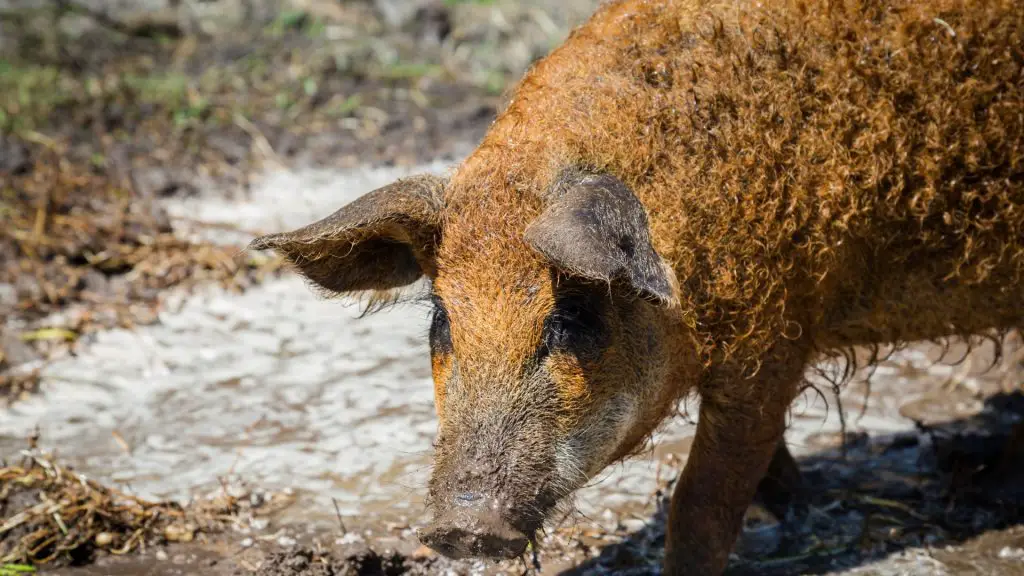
[248, 547, 437, 576]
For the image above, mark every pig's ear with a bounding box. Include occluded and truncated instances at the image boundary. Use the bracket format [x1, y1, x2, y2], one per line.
[248, 174, 445, 295]
[524, 171, 678, 307]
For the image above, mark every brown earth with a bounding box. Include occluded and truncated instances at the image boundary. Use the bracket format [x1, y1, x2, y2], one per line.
[0, 443, 295, 568]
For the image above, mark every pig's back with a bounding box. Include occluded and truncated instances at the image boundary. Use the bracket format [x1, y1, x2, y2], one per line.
[472, 0, 1024, 360]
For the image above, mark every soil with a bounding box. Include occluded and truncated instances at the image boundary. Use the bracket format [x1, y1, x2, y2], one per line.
[228, 391, 1024, 576]
[0, 452, 292, 570]
[24, 386, 1024, 575]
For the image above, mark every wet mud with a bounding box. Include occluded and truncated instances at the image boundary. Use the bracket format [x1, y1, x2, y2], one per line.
[247, 547, 438, 576]
[4, 163, 1024, 574]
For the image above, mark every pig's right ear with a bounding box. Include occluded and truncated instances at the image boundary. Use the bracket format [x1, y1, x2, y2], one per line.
[524, 171, 679, 307]
[248, 174, 445, 295]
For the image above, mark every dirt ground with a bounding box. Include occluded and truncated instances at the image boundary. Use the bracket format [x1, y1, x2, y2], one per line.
[3, 1, 1024, 575]
[24, 382, 1024, 575]
[10, 335, 1024, 575]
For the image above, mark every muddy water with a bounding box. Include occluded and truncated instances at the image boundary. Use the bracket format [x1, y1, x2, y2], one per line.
[2, 163, 442, 527]
[0, 275, 436, 522]
[3, 162, 1023, 574]
[0, 161, 698, 531]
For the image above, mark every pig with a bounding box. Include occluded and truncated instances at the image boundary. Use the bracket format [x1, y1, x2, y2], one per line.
[249, 0, 1024, 573]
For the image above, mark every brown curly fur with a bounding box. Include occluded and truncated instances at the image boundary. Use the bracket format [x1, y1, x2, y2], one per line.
[432, 2, 1022, 570]
[444, 0, 1023, 373]
[252, 0, 1023, 572]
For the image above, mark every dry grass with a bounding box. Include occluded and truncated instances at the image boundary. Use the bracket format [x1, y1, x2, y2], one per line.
[0, 140, 283, 401]
[0, 441, 293, 567]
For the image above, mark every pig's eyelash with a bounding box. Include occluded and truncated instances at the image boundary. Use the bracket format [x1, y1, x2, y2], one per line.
[421, 293, 444, 327]
[427, 294, 453, 354]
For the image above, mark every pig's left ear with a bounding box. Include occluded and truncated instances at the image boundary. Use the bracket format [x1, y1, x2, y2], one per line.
[248, 174, 445, 295]
[524, 171, 679, 307]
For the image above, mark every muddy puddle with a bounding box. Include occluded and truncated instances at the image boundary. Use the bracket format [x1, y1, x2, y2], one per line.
[4, 163, 1024, 574]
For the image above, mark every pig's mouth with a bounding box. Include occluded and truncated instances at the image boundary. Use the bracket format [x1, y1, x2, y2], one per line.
[418, 521, 534, 560]
[417, 488, 562, 561]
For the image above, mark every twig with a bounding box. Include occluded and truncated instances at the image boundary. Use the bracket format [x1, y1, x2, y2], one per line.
[933, 17, 957, 38]
[331, 497, 347, 535]
[51, 0, 181, 39]
[52, 0, 133, 36]
[233, 113, 285, 170]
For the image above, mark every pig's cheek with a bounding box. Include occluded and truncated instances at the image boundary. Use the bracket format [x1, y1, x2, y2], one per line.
[546, 354, 592, 431]
[549, 354, 588, 402]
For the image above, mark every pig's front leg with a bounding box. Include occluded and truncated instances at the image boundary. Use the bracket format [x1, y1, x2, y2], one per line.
[664, 349, 805, 575]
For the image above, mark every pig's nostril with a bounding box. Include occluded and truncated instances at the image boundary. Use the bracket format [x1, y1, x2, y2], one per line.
[455, 491, 483, 505]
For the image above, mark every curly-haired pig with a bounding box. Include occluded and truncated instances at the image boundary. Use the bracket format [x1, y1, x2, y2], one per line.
[250, 0, 1024, 572]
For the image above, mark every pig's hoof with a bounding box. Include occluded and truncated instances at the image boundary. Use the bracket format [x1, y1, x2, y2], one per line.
[733, 503, 783, 559]
[754, 442, 806, 520]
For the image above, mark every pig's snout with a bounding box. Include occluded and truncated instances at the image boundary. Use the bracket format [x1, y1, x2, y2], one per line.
[417, 494, 529, 560]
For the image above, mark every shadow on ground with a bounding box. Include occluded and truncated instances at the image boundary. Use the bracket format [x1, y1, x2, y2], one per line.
[562, 392, 1024, 576]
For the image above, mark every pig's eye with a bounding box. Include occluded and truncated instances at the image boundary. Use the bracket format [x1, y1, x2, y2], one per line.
[540, 291, 608, 362]
[429, 296, 453, 355]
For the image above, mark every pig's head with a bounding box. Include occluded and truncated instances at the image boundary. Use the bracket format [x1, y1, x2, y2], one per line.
[250, 169, 687, 560]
